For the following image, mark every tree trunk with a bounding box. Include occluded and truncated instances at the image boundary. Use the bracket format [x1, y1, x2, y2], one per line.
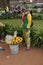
[1, 0, 10, 9]
[1, 0, 7, 9]
[6, 0, 10, 9]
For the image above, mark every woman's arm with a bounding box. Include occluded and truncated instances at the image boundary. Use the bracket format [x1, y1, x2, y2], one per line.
[27, 13, 32, 29]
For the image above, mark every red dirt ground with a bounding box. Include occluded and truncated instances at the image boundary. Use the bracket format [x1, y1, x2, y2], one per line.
[0, 42, 43, 65]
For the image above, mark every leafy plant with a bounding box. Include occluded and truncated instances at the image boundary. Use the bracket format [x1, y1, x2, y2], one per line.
[0, 26, 6, 39]
[30, 27, 43, 47]
[5, 24, 15, 35]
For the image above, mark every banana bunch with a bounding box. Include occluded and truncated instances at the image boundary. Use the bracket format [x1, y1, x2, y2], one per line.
[11, 37, 23, 45]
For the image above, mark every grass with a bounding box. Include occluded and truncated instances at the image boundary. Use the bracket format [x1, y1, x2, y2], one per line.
[33, 20, 43, 32]
[0, 19, 22, 28]
[0, 19, 43, 32]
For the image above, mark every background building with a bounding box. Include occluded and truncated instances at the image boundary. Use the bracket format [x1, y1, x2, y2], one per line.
[0, 0, 43, 9]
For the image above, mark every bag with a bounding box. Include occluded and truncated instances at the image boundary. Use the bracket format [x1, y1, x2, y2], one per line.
[31, 21, 33, 27]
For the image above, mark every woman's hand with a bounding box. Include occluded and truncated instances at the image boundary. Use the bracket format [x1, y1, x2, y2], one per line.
[26, 28, 28, 32]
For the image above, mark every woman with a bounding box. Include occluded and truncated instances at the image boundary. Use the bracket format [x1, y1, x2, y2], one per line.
[22, 8, 32, 50]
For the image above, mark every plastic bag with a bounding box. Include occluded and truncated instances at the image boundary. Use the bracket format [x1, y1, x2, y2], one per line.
[14, 31, 18, 37]
[5, 35, 13, 44]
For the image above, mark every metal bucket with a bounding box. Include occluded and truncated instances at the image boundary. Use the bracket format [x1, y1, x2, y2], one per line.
[9, 45, 19, 54]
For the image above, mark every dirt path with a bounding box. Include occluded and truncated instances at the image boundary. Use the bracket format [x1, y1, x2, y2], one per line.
[0, 42, 43, 65]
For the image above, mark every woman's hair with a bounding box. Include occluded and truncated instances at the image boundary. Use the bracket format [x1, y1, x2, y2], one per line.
[30, 10, 33, 16]
[22, 8, 26, 12]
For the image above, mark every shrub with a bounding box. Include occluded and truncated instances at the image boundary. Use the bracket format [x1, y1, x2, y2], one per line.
[30, 27, 43, 47]
[0, 12, 22, 19]
[0, 11, 43, 20]
[0, 26, 6, 39]
[32, 14, 43, 20]
[1, 13, 13, 19]
[5, 24, 15, 35]
[0, 23, 15, 40]
[0, 23, 43, 48]
[32, 9, 37, 13]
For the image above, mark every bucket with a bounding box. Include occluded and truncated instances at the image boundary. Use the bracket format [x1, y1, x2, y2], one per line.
[9, 45, 19, 54]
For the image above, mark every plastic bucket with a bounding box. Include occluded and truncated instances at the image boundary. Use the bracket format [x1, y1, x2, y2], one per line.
[9, 45, 19, 54]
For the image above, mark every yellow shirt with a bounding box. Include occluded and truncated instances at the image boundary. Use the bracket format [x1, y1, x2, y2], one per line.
[27, 13, 32, 28]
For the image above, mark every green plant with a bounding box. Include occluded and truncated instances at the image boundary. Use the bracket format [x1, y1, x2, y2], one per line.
[30, 27, 43, 47]
[0, 12, 22, 19]
[32, 9, 37, 13]
[5, 24, 15, 35]
[32, 14, 42, 20]
[0, 26, 6, 39]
